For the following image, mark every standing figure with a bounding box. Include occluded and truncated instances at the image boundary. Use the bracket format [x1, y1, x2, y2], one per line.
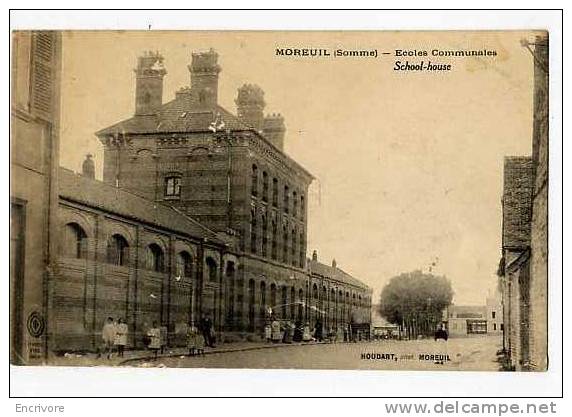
[293, 320, 303, 342]
[302, 322, 312, 342]
[264, 322, 272, 343]
[271, 319, 281, 343]
[147, 321, 161, 360]
[99, 317, 116, 359]
[314, 319, 323, 342]
[114, 318, 128, 358]
[282, 321, 293, 344]
[186, 321, 198, 356]
[434, 324, 449, 365]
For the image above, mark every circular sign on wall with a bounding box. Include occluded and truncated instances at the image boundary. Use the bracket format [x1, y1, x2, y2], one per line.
[27, 311, 45, 338]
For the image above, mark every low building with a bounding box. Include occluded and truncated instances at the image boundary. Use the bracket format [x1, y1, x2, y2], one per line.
[444, 305, 488, 336]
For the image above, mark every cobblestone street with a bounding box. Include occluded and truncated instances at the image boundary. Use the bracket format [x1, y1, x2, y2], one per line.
[124, 334, 502, 371]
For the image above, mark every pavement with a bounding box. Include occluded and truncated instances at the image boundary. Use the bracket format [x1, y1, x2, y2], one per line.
[47, 340, 329, 367]
[48, 334, 503, 371]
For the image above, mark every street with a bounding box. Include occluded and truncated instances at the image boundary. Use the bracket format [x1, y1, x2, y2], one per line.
[127, 334, 502, 371]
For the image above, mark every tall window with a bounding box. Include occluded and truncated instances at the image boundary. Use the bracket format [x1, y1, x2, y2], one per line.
[281, 286, 288, 318]
[270, 284, 277, 312]
[260, 281, 267, 322]
[283, 185, 289, 213]
[271, 219, 277, 260]
[293, 191, 298, 216]
[146, 244, 164, 272]
[226, 262, 236, 328]
[165, 176, 181, 197]
[107, 234, 129, 266]
[251, 164, 258, 196]
[282, 224, 288, 263]
[206, 257, 218, 282]
[291, 227, 297, 267]
[272, 178, 278, 207]
[261, 214, 268, 258]
[250, 207, 257, 254]
[262, 171, 269, 202]
[290, 287, 296, 318]
[299, 231, 305, 268]
[63, 223, 87, 259]
[300, 194, 305, 219]
[176, 251, 193, 278]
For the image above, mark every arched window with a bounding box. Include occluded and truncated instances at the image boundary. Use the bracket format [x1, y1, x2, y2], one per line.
[313, 283, 319, 300]
[248, 279, 256, 331]
[299, 231, 305, 268]
[63, 223, 87, 259]
[251, 164, 258, 196]
[300, 194, 305, 219]
[298, 288, 304, 319]
[206, 257, 218, 282]
[176, 251, 193, 278]
[290, 287, 296, 318]
[106, 234, 129, 266]
[226, 261, 236, 329]
[262, 171, 269, 202]
[146, 244, 164, 272]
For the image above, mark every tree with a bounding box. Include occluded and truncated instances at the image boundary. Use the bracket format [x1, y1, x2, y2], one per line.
[378, 270, 453, 339]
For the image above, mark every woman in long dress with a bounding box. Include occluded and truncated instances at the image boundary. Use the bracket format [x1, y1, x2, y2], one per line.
[302, 322, 312, 342]
[186, 322, 198, 356]
[147, 321, 161, 360]
[271, 319, 281, 343]
[114, 318, 128, 358]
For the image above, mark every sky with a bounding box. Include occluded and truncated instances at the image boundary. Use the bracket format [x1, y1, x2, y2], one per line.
[59, 30, 538, 305]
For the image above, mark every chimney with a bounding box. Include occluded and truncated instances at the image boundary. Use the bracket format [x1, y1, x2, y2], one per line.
[235, 84, 265, 131]
[189, 48, 221, 109]
[312, 250, 318, 262]
[263, 113, 286, 151]
[332, 259, 337, 269]
[82, 154, 95, 179]
[134, 51, 166, 115]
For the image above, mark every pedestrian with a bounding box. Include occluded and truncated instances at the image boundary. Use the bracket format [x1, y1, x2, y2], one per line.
[282, 321, 293, 344]
[98, 317, 116, 359]
[271, 318, 281, 343]
[302, 322, 312, 342]
[328, 326, 336, 343]
[293, 320, 303, 342]
[187, 321, 198, 356]
[147, 321, 161, 360]
[195, 322, 205, 356]
[114, 318, 128, 358]
[434, 324, 449, 365]
[337, 325, 344, 343]
[264, 322, 272, 343]
[160, 324, 168, 354]
[201, 316, 214, 348]
[314, 319, 323, 342]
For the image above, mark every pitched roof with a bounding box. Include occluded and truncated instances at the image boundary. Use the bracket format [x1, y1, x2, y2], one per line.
[502, 156, 534, 249]
[308, 259, 370, 290]
[96, 92, 251, 137]
[58, 167, 227, 245]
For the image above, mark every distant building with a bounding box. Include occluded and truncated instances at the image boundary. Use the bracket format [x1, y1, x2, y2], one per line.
[10, 31, 62, 364]
[486, 294, 503, 335]
[443, 305, 488, 336]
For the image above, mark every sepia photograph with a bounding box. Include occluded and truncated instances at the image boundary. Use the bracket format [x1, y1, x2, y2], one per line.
[10, 28, 549, 376]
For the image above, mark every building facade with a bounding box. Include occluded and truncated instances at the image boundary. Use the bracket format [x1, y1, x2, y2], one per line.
[45, 48, 372, 353]
[444, 305, 489, 336]
[497, 35, 548, 372]
[10, 31, 62, 364]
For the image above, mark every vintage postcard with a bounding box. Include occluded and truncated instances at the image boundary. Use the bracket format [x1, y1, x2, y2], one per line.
[10, 30, 548, 373]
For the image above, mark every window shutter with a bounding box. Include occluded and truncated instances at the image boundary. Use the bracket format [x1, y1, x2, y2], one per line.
[30, 31, 55, 120]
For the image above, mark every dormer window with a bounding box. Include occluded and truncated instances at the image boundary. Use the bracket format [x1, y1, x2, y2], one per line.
[165, 176, 181, 198]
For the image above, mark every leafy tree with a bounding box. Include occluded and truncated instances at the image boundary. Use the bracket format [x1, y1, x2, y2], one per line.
[378, 270, 453, 338]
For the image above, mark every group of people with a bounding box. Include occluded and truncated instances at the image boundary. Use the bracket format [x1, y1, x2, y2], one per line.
[265, 319, 335, 344]
[99, 316, 129, 359]
[186, 317, 215, 357]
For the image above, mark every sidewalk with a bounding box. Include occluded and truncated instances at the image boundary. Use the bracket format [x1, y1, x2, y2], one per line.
[47, 340, 330, 367]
